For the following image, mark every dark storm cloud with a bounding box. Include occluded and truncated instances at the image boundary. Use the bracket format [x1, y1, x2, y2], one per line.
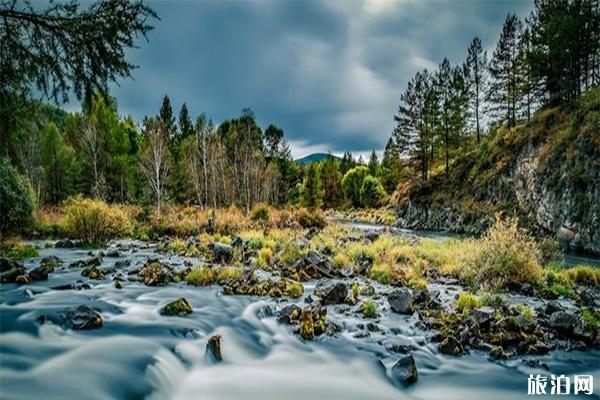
[106, 0, 533, 158]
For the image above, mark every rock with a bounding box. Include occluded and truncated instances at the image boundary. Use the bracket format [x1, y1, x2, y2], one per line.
[548, 311, 574, 334]
[15, 274, 31, 285]
[391, 355, 418, 384]
[365, 231, 380, 242]
[360, 282, 376, 296]
[521, 359, 550, 370]
[66, 305, 103, 330]
[439, 336, 464, 355]
[300, 308, 314, 340]
[139, 261, 172, 286]
[311, 304, 327, 336]
[81, 266, 104, 280]
[277, 304, 302, 324]
[383, 337, 413, 354]
[314, 280, 348, 305]
[114, 259, 131, 268]
[55, 239, 75, 248]
[489, 346, 508, 360]
[206, 334, 222, 362]
[388, 288, 413, 314]
[212, 242, 233, 263]
[28, 266, 50, 281]
[545, 301, 565, 315]
[162, 297, 193, 316]
[1, 266, 26, 283]
[230, 236, 244, 248]
[40, 256, 61, 269]
[0, 257, 20, 272]
[105, 249, 121, 258]
[114, 280, 123, 289]
[472, 306, 495, 327]
[326, 321, 341, 336]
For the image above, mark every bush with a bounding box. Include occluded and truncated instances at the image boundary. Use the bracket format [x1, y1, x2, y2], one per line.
[295, 208, 326, 229]
[61, 197, 133, 244]
[251, 203, 271, 223]
[566, 265, 599, 287]
[360, 175, 387, 208]
[462, 217, 543, 291]
[187, 266, 217, 286]
[0, 158, 35, 236]
[456, 293, 481, 313]
[360, 301, 379, 318]
[341, 166, 369, 207]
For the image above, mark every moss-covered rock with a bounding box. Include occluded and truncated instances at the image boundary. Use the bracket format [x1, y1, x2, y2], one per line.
[162, 298, 193, 316]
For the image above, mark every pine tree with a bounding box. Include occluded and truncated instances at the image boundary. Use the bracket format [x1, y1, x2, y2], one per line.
[178, 103, 194, 139]
[464, 37, 487, 143]
[321, 153, 342, 208]
[340, 151, 354, 174]
[302, 162, 322, 208]
[487, 14, 523, 128]
[158, 95, 176, 139]
[381, 137, 403, 194]
[367, 149, 379, 176]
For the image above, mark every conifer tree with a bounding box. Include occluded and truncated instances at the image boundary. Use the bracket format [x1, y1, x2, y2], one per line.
[464, 37, 487, 143]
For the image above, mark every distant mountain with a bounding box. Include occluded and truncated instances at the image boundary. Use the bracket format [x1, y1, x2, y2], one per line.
[295, 153, 341, 164]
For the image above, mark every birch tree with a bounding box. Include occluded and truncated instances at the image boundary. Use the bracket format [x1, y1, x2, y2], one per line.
[140, 118, 170, 216]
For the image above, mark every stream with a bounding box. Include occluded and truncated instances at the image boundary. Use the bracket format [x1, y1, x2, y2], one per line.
[1, 223, 599, 400]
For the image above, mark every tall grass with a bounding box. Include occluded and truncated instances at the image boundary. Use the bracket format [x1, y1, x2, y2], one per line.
[62, 197, 132, 244]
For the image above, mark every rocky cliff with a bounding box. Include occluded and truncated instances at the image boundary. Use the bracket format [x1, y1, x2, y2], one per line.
[396, 89, 600, 255]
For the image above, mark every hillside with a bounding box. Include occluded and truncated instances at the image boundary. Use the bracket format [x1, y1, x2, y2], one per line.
[295, 153, 341, 164]
[394, 88, 600, 255]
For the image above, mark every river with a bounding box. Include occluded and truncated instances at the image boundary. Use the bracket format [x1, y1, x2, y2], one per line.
[0, 230, 598, 399]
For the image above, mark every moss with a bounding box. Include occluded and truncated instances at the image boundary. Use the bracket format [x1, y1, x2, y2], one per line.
[162, 297, 193, 316]
[284, 279, 304, 298]
[300, 308, 314, 340]
[581, 308, 600, 329]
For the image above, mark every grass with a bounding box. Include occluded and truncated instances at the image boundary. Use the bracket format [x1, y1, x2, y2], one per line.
[0, 241, 38, 260]
[217, 267, 244, 283]
[456, 293, 481, 313]
[581, 308, 600, 329]
[360, 301, 379, 318]
[186, 266, 217, 286]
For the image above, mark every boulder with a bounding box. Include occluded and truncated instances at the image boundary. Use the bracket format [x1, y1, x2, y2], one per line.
[391, 355, 418, 384]
[28, 266, 50, 281]
[0, 257, 20, 272]
[206, 334, 222, 362]
[439, 336, 464, 355]
[388, 288, 413, 314]
[489, 345, 508, 360]
[1, 266, 26, 283]
[472, 306, 496, 327]
[105, 249, 121, 258]
[40, 255, 61, 270]
[212, 242, 233, 263]
[81, 266, 104, 280]
[139, 261, 172, 286]
[314, 280, 348, 305]
[66, 305, 103, 330]
[548, 311, 574, 334]
[15, 274, 31, 285]
[162, 298, 193, 316]
[55, 239, 75, 248]
[277, 304, 302, 324]
[383, 337, 413, 354]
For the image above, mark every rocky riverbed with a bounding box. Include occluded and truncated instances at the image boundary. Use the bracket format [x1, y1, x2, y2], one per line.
[1, 226, 599, 400]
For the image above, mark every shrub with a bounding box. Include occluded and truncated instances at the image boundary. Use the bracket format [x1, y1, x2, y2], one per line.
[217, 267, 244, 283]
[168, 238, 188, 254]
[284, 280, 304, 298]
[462, 216, 543, 291]
[0, 241, 38, 260]
[566, 265, 599, 287]
[294, 208, 326, 229]
[581, 308, 600, 329]
[251, 203, 271, 223]
[332, 253, 350, 270]
[257, 247, 274, 269]
[0, 158, 35, 236]
[360, 175, 387, 208]
[187, 266, 217, 286]
[341, 166, 369, 207]
[538, 237, 563, 265]
[360, 301, 379, 318]
[456, 293, 481, 313]
[61, 197, 132, 244]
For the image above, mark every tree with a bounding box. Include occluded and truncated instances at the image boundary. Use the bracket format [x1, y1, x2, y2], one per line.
[464, 37, 487, 143]
[178, 103, 194, 139]
[340, 151, 355, 174]
[367, 149, 379, 176]
[341, 165, 369, 207]
[41, 123, 77, 204]
[80, 119, 106, 199]
[302, 162, 321, 208]
[487, 14, 523, 128]
[360, 175, 386, 208]
[0, 158, 35, 236]
[321, 153, 342, 208]
[140, 118, 171, 216]
[0, 0, 157, 152]
[528, 0, 600, 105]
[436, 58, 453, 178]
[380, 137, 403, 194]
[264, 124, 284, 159]
[158, 95, 176, 139]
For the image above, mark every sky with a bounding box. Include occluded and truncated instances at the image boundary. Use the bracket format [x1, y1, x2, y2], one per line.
[101, 0, 533, 159]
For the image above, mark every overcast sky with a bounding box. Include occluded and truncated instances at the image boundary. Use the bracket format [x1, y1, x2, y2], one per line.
[103, 0, 533, 158]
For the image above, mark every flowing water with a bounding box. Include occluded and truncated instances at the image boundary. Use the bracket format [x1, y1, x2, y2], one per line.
[1, 232, 599, 400]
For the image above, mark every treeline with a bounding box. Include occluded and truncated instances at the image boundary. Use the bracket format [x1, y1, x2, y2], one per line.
[4, 93, 403, 212]
[393, 0, 599, 181]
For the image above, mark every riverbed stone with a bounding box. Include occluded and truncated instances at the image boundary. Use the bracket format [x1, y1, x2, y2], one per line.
[391, 355, 418, 384]
[55, 239, 75, 248]
[0, 257, 20, 272]
[66, 305, 103, 330]
[29, 265, 51, 281]
[472, 307, 496, 327]
[40, 256, 61, 270]
[211, 242, 233, 263]
[439, 336, 464, 355]
[548, 311, 574, 334]
[1, 266, 26, 283]
[278, 304, 302, 324]
[314, 280, 348, 305]
[388, 288, 413, 314]
[139, 261, 172, 286]
[15, 274, 31, 285]
[300, 308, 314, 340]
[162, 298, 193, 316]
[206, 334, 222, 362]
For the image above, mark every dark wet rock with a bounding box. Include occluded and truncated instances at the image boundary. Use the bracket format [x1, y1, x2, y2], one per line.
[383, 337, 413, 354]
[472, 307, 496, 328]
[528, 341, 552, 355]
[70, 255, 102, 269]
[231, 236, 244, 248]
[305, 226, 320, 239]
[114, 259, 131, 268]
[52, 282, 92, 291]
[391, 355, 418, 384]
[340, 265, 353, 277]
[66, 305, 103, 330]
[326, 321, 341, 336]
[439, 336, 464, 355]
[388, 288, 413, 314]
[365, 231, 380, 242]
[360, 282, 376, 296]
[55, 239, 75, 248]
[314, 280, 348, 305]
[28, 266, 50, 281]
[105, 249, 121, 258]
[545, 301, 565, 315]
[521, 359, 550, 370]
[1, 266, 26, 283]
[278, 304, 302, 324]
[0, 257, 21, 272]
[489, 345, 508, 360]
[548, 311, 574, 334]
[138, 261, 172, 286]
[366, 322, 381, 332]
[15, 274, 31, 285]
[82, 266, 104, 280]
[114, 280, 123, 289]
[162, 298, 193, 316]
[40, 255, 61, 270]
[211, 242, 233, 263]
[206, 334, 222, 362]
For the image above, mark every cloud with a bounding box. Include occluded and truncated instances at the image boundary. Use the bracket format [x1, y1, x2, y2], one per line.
[102, 0, 534, 157]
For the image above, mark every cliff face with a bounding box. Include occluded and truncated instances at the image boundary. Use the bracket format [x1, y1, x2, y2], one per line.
[396, 90, 600, 255]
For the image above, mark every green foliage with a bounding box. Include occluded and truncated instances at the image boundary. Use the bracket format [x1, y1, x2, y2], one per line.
[62, 197, 132, 244]
[295, 208, 326, 229]
[341, 165, 369, 207]
[186, 266, 217, 286]
[320, 154, 342, 208]
[0, 242, 38, 260]
[250, 203, 271, 223]
[581, 308, 600, 329]
[566, 265, 600, 287]
[360, 175, 387, 208]
[0, 158, 35, 236]
[456, 293, 481, 313]
[301, 163, 322, 208]
[360, 301, 379, 318]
